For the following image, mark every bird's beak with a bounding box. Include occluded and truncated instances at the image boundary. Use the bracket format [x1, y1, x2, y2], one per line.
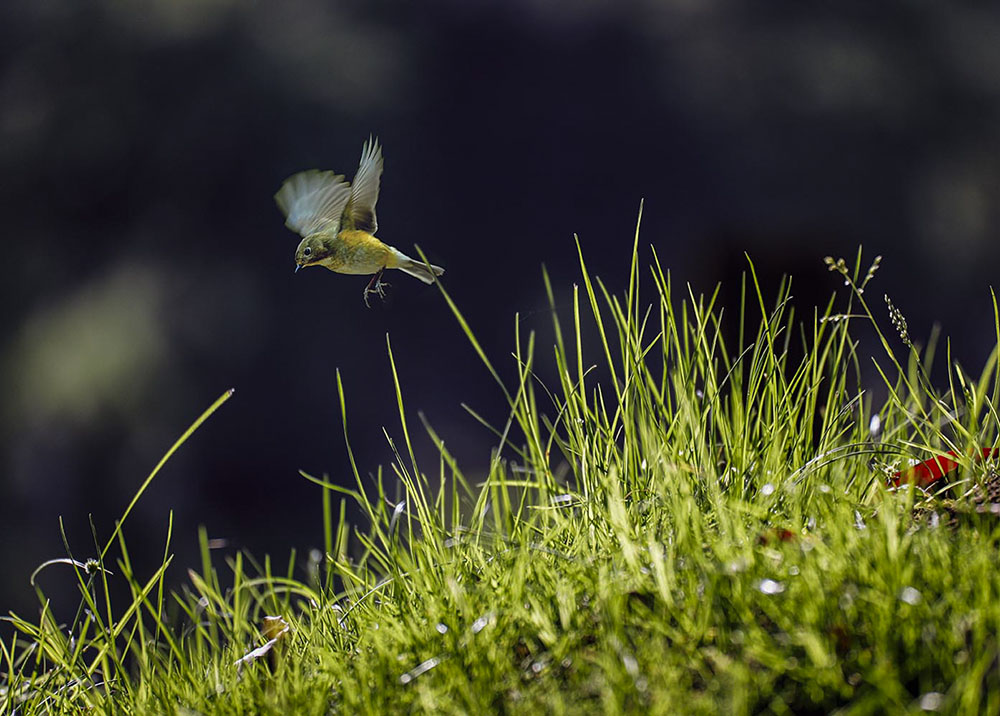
[294, 263, 302, 274]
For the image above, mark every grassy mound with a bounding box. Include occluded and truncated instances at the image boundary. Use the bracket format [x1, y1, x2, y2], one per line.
[4, 218, 1000, 713]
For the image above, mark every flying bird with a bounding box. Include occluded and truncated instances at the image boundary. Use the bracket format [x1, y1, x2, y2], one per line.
[275, 137, 444, 306]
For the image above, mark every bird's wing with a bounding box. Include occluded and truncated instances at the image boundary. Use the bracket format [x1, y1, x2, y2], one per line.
[275, 170, 352, 237]
[341, 136, 383, 234]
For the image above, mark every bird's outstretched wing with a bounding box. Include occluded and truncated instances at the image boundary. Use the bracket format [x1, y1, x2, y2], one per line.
[341, 136, 383, 234]
[275, 170, 352, 237]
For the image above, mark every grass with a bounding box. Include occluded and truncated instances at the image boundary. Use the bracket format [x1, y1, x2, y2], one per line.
[4, 213, 1000, 713]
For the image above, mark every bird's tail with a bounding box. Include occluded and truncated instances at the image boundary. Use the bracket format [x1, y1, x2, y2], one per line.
[393, 250, 445, 285]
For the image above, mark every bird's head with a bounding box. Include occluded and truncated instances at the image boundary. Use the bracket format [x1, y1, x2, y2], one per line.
[294, 236, 329, 273]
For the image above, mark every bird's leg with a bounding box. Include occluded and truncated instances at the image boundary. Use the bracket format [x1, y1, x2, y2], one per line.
[363, 267, 390, 307]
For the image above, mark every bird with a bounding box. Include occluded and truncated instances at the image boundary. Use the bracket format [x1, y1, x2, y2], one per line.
[275, 137, 444, 306]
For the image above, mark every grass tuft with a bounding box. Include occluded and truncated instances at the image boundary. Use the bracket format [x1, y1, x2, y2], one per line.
[4, 224, 1000, 714]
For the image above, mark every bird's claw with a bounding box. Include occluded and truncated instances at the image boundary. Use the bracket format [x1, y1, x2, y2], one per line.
[363, 269, 390, 307]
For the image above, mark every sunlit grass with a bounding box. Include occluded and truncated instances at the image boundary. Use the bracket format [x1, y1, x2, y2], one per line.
[4, 213, 1000, 714]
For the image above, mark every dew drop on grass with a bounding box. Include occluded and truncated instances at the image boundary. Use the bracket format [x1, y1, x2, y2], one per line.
[726, 558, 748, 574]
[758, 579, 785, 595]
[761, 483, 775, 496]
[399, 655, 443, 685]
[471, 612, 494, 634]
[900, 586, 922, 605]
[919, 692, 944, 711]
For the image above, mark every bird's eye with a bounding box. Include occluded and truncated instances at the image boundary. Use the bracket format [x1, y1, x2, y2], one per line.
[303, 247, 312, 257]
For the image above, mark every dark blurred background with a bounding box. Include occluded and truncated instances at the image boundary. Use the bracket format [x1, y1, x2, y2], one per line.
[3, 1, 999, 616]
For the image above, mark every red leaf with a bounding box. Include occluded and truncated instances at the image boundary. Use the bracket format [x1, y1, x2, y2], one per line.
[891, 448, 998, 488]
